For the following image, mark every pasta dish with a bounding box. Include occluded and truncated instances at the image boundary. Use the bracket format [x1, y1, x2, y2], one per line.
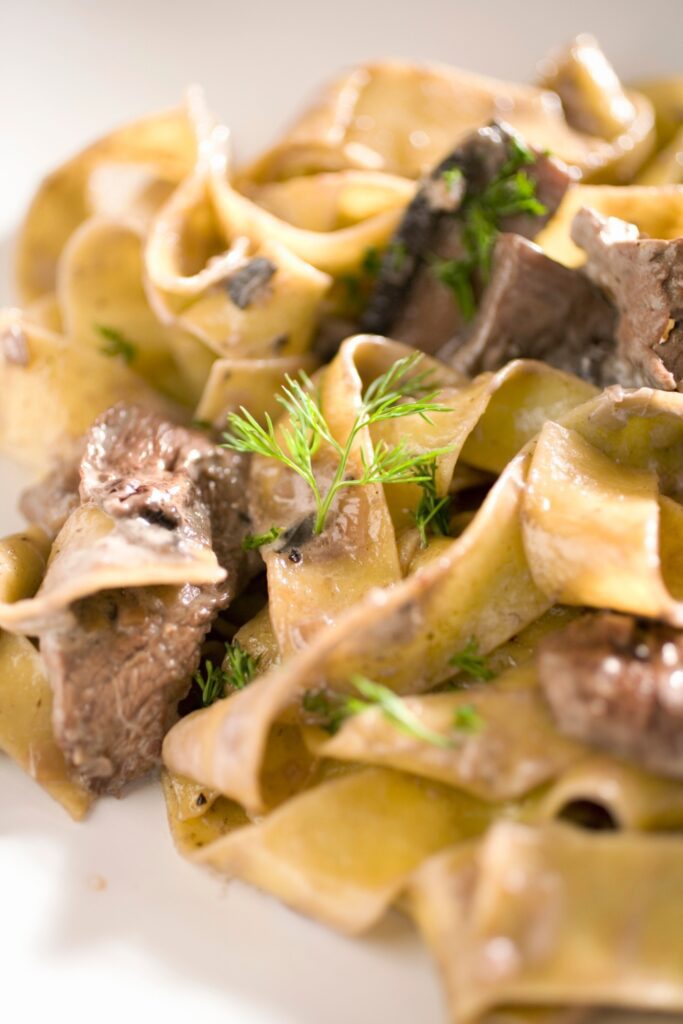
[2, 33, 683, 1022]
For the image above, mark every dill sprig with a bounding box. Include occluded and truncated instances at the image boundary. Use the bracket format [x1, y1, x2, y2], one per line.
[449, 638, 494, 682]
[242, 526, 283, 551]
[96, 324, 137, 365]
[432, 138, 547, 320]
[453, 703, 485, 733]
[223, 352, 451, 536]
[194, 641, 260, 707]
[303, 674, 452, 748]
[414, 463, 451, 547]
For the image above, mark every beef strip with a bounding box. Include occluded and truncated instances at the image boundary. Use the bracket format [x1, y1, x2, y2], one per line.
[41, 406, 252, 793]
[537, 612, 683, 779]
[438, 233, 619, 382]
[42, 584, 219, 791]
[360, 122, 570, 354]
[571, 206, 683, 390]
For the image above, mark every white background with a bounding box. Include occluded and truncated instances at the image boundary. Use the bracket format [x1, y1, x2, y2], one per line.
[1, 2, 682, 1022]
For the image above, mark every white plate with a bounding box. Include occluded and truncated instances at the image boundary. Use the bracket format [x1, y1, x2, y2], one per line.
[1, 3, 682, 1021]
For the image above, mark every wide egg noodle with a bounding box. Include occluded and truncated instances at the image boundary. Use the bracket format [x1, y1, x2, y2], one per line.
[0, 502, 224, 636]
[0, 632, 94, 820]
[195, 352, 319, 428]
[0, 311, 174, 473]
[0, 528, 92, 819]
[16, 107, 198, 305]
[304, 661, 584, 802]
[536, 183, 683, 267]
[523, 419, 683, 622]
[217, 161, 414, 277]
[57, 216, 198, 405]
[144, 130, 331, 360]
[409, 822, 683, 1022]
[189, 765, 522, 935]
[248, 336, 459, 656]
[241, 55, 653, 186]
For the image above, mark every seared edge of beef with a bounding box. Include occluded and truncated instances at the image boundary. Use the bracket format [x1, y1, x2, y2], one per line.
[438, 233, 619, 383]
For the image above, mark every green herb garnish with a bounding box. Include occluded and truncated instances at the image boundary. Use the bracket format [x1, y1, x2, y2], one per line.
[449, 638, 494, 681]
[96, 324, 137, 365]
[303, 674, 452, 748]
[431, 140, 547, 320]
[414, 462, 451, 547]
[361, 245, 383, 276]
[442, 166, 464, 191]
[194, 641, 260, 706]
[387, 240, 409, 271]
[223, 353, 450, 536]
[242, 526, 284, 551]
[453, 703, 485, 733]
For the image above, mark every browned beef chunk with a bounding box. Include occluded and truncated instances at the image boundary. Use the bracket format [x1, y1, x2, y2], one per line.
[438, 233, 619, 382]
[20, 457, 81, 538]
[41, 406, 252, 793]
[571, 206, 683, 390]
[360, 122, 570, 354]
[537, 612, 683, 779]
[42, 584, 219, 791]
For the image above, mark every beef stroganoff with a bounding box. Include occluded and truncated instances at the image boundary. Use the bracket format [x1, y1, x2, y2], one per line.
[2, 33, 683, 1022]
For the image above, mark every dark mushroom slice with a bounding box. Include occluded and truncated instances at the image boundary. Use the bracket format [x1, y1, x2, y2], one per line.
[360, 122, 571, 354]
[571, 206, 683, 390]
[224, 257, 277, 309]
[438, 233, 619, 384]
[40, 406, 253, 793]
[537, 612, 683, 779]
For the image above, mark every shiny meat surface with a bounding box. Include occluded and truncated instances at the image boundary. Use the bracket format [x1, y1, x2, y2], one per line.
[439, 233, 619, 382]
[538, 612, 683, 778]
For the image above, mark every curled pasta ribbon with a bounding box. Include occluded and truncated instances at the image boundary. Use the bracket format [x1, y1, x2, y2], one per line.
[215, 164, 414, 276]
[0, 502, 225, 636]
[241, 57, 654, 186]
[247, 336, 460, 656]
[536, 183, 683, 267]
[145, 132, 332, 359]
[409, 822, 683, 1021]
[162, 742, 683, 936]
[57, 216, 198, 405]
[0, 530, 92, 819]
[16, 107, 198, 304]
[195, 351, 319, 428]
[0, 310, 173, 472]
[523, 417, 683, 623]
